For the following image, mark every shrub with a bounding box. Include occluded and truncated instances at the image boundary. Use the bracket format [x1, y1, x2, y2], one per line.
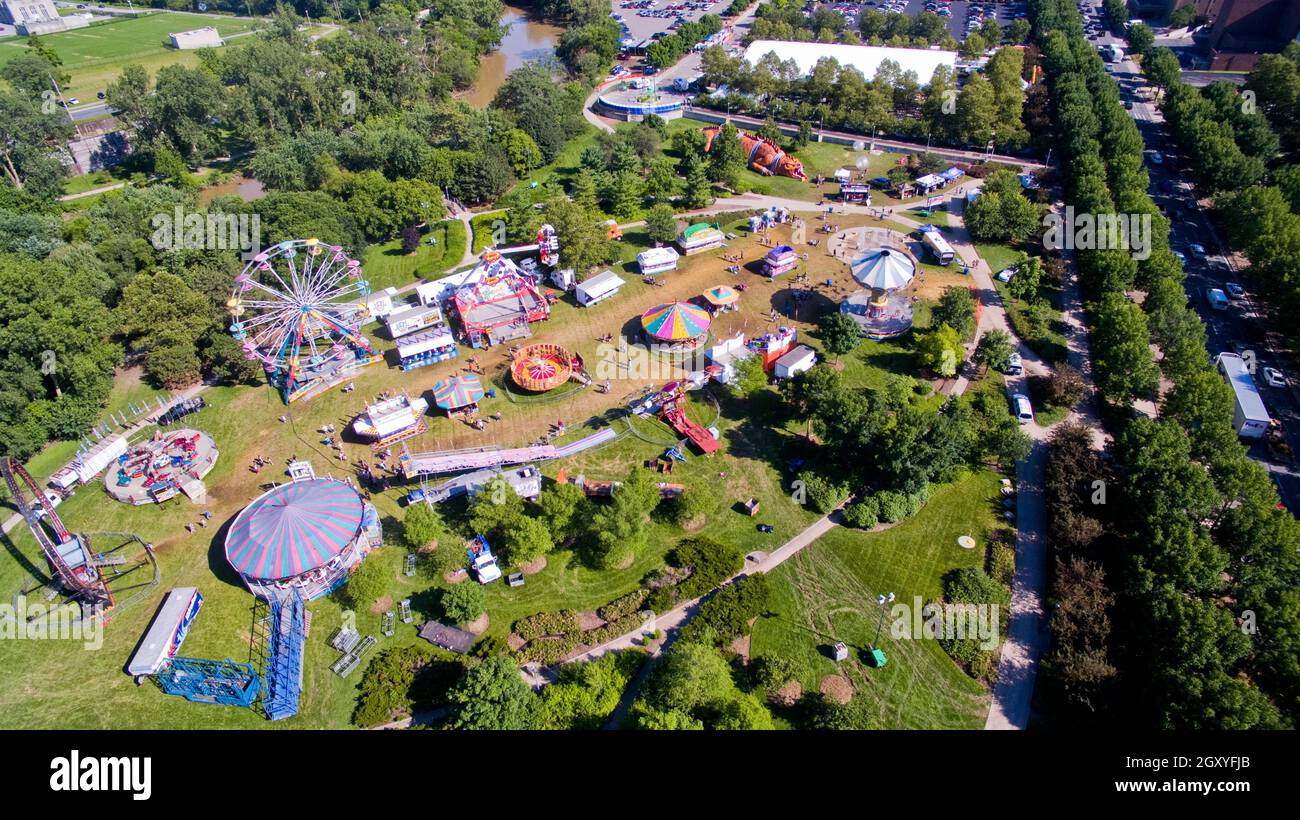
[514, 609, 580, 641]
[352, 644, 464, 727]
[666, 537, 744, 600]
[797, 470, 849, 513]
[842, 497, 880, 529]
[598, 589, 650, 622]
[875, 490, 910, 523]
[989, 541, 1016, 588]
[679, 574, 770, 646]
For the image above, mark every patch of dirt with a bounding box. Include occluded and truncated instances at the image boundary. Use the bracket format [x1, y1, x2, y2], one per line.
[369, 595, 393, 615]
[819, 674, 853, 705]
[417, 540, 438, 555]
[773, 680, 803, 707]
[681, 514, 707, 532]
[444, 569, 468, 585]
[520, 556, 547, 575]
[729, 633, 751, 663]
[507, 632, 526, 651]
[463, 613, 489, 635]
[576, 610, 604, 631]
[613, 553, 635, 570]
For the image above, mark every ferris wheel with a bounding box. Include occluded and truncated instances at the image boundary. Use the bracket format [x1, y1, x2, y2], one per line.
[227, 238, 380, 403]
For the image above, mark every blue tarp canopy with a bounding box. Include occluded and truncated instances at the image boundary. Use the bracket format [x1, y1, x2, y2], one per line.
[939, 167, 964, 182]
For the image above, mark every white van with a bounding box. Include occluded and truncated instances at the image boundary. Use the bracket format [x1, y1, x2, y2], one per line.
[1010, 392, 1033, 424]
[1205, 287, 1229, 310]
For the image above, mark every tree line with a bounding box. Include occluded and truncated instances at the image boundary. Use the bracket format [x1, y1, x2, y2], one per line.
[1030, 0, 1299, 729]
[696, 41, 1030, 150]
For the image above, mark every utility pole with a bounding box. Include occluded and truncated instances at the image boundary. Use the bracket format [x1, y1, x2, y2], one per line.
[48, 73, 86, 176]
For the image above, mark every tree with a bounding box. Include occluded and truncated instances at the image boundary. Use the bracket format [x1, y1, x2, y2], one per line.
[1045, 363, 1086, 408]
[645, 203, 679, 245]
[934, 286, 977, 339]
[343, 556, 389, 611]
[1126, 22, 1155, 58]
[1093, 292, 1159, 405]
[469, 476, 527, 542]
[955, 72, 997, 147]
[538, 482, 587, 543]
[449, 655, 538, 730]
[502, 515, 554, 567]
[542, 194, 615, 274]
[973, 328, 1015, 373]
[817, 311, 861, 361]
[442, 582, 485, 624]
[1169, 4, 1196, 29]
[728, 354, 769, 398]
[707, 122, 745, 188]
[917, 323, 964, 377]
[403, 503, 444, 550]
[589, 466, 661, 568]
[0, 91, 73, 200]
[681, 152, 714, 209]
[961, 32, 987, 60]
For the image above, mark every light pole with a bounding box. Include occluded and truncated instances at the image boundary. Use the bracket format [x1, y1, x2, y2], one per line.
[872, 591, 896, 649]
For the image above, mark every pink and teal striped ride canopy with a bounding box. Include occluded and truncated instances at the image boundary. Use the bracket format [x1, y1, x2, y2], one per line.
[432, 374, 486, 410]
[225, 479, 364, 581]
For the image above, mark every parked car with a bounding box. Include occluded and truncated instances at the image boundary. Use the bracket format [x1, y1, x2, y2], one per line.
[1225, 282, 1246, 299]
[1001, 352, 1023, 376]
[1189, 243, 1207, 257]
[1264, 367, 1288, 388]
[1010, 392, 1034, 424]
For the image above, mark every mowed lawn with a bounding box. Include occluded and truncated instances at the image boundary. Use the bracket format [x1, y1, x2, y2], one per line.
[749, 471, 1000, 729]
[0, 13, 262, 101]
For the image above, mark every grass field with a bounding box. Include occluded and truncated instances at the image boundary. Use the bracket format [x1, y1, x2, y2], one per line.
[0, 13, 263, 102]
[361, 220, 468, 292]
[750, 471, 1000, 729]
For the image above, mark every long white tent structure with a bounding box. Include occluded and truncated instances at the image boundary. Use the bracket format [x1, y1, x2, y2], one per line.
[742, 40, 958, 83]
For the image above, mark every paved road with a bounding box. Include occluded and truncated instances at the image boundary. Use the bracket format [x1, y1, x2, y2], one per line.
[1099, 19, 1300, 512]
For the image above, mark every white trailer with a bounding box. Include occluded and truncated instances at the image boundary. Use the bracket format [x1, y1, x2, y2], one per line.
[384, 303, 443, 338]
[575, 270, 625, 306]
[1215, 353, 1272, 439]
[48, 433, 128, 491]
[126, 587, 203, 678]
[922, 229, 955, 265]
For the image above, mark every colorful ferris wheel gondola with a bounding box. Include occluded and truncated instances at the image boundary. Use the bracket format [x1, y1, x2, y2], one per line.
[226, 238, 382, 403]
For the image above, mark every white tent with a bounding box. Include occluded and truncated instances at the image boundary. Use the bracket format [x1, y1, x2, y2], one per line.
[850, 247, 916, 291]
[742, 40, 958, 83]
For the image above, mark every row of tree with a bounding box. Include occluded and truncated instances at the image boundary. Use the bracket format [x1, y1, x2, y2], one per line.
[696, 43, 1030, 150]
[1032, 0, 1299, 729]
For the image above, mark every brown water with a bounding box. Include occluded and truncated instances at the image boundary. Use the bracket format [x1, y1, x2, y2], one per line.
[463, 6, 562, 108]
[199, 174, 266, 206]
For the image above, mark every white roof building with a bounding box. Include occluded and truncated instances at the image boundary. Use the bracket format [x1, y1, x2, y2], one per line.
[742, 40, 957, 83]
[170, 27, 225, 50]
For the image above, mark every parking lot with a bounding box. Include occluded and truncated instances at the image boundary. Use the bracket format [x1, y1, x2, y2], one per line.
[612, 0, 735, 46]
[826, 0, 1029, 43]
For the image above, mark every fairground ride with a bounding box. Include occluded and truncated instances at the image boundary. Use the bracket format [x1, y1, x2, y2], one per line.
[227, 239, 382, 404]
[1, 456, 158, 619]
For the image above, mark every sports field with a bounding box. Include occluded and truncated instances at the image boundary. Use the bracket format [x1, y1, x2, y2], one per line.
[0, 12, 262, 102]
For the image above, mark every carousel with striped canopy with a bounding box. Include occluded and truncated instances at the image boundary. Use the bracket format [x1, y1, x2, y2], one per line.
[641, 301, 712, 352]
[225, 478, 381, 600]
